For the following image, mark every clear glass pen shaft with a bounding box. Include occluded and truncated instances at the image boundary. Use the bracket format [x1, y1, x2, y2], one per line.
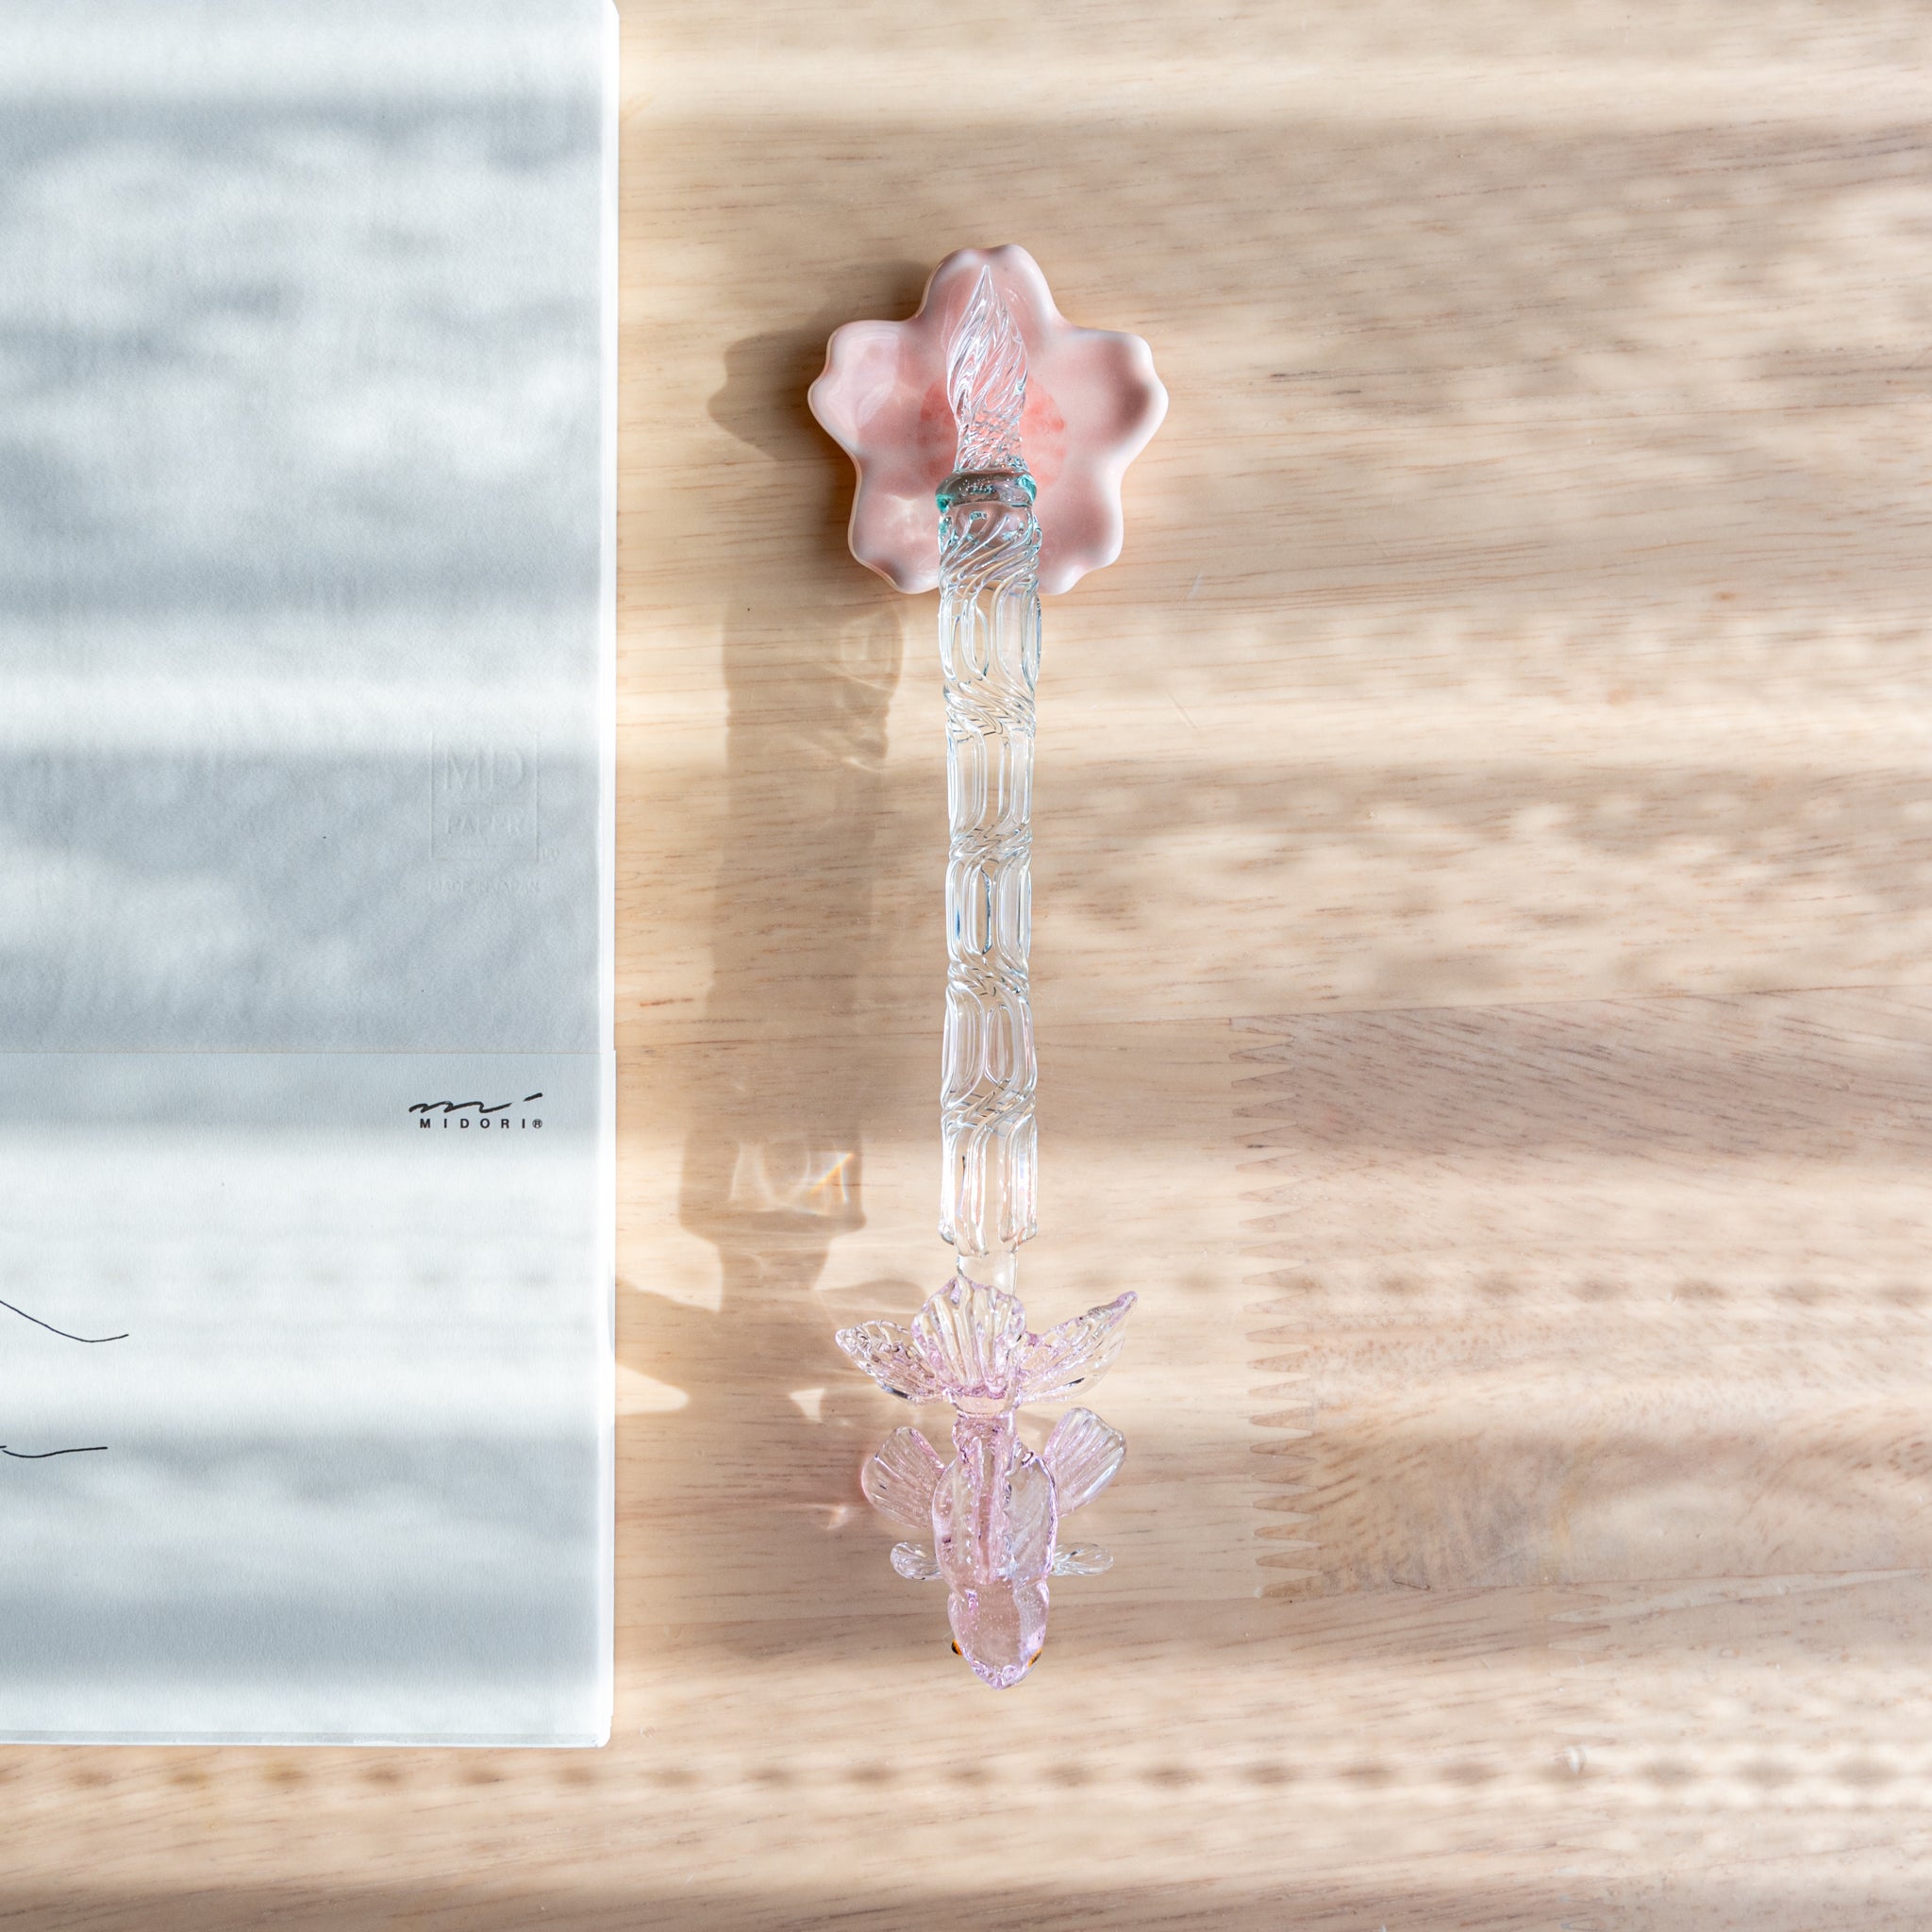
[937, 272, 1041, 1280]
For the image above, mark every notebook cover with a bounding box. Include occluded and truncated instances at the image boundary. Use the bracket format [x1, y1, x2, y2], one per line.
[0, 0, 617, 1744]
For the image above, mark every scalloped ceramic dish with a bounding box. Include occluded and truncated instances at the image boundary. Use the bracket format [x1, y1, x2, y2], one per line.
[808, 244, 1167, 595]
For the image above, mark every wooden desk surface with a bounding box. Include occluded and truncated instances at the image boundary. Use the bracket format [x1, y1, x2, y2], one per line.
[8, 2, 1931, 1924]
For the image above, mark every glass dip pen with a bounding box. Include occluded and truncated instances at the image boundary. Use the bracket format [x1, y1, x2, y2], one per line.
[832, 268, 1138, 1688]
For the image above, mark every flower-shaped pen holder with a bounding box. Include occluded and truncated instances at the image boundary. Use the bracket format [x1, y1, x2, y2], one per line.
[810, 246, 1164, 1686]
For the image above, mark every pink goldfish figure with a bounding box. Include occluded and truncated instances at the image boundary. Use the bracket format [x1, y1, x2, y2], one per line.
[838, 1276, 1135, 1688]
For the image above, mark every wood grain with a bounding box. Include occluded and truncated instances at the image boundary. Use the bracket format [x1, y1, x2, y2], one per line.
[6, 1, 1931, 1925]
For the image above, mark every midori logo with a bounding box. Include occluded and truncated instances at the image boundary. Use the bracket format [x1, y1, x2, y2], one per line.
[409, 1092, 544, 1131]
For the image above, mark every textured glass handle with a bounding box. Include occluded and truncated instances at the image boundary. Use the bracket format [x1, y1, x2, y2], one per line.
[938, 275, 1041, 1262]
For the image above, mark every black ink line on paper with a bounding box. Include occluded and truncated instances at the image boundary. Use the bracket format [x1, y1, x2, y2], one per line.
[0, 1295, 127, 1345]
